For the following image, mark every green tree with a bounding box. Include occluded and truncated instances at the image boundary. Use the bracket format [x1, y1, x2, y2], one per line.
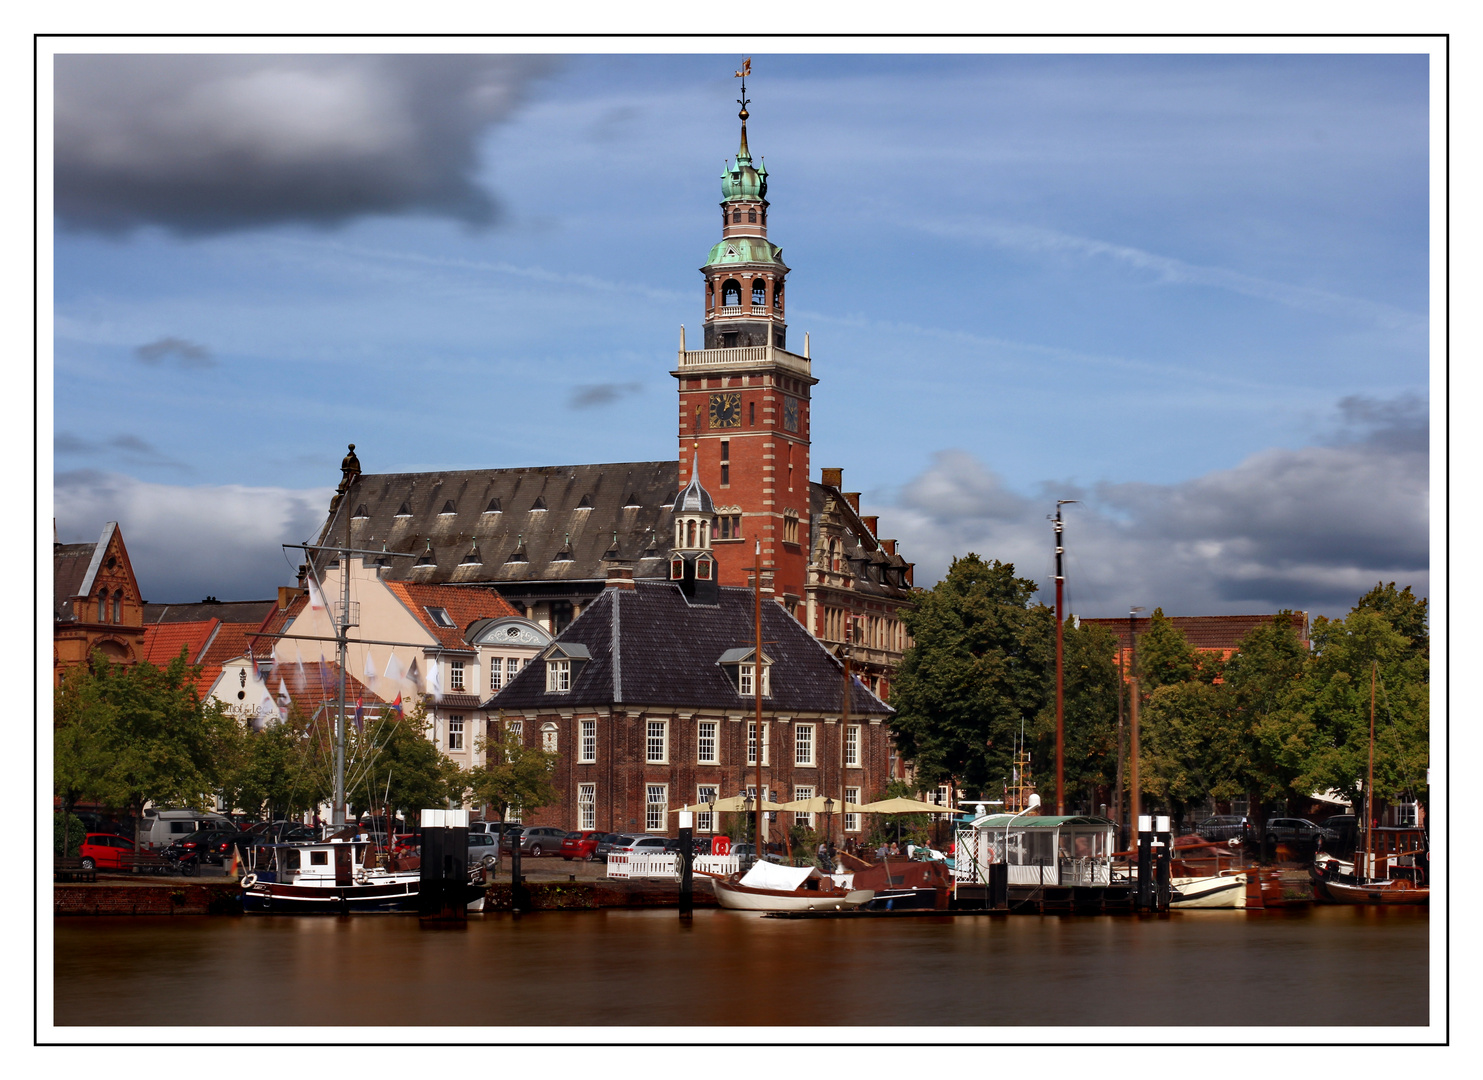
[59, 650, 234, 848]
[357, 703, 464, 822]
[465, 724, 559, 823]
[53, 665, 117, 855]
[1139, 680, 1241, 829]
[219, 712, 330, 822]
[1137, 608, 1217, 693]
[1221, 612, 1313, 838]
[1354, 581, 1428, 665]
[891, 555, 1118, 810]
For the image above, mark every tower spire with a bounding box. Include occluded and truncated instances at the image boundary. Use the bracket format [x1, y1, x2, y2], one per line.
[735, 57, 752, 160]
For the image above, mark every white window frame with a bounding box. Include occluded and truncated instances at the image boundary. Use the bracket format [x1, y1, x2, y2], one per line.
[578, 783, 596, 830]
[795, 723, 815, 767]
[739, 663, 771, 697]
[579, 719, 597, 763]
[547, 659, 571, 692]
[845, 724, 860, 768]
[697, 720, 718, 764]
[793, 785, 814, 827]
[646, 720, 669, 765]
[447, 715, 464, 751]
[489, 657, 503, 692]
[844, 787, 861, 832]
[508, 657, 522, 678]
[696, 784, 718, 833]
[449, 661, 465, 691]
[646, 785, 668, 832]
[747, 721, 770, 766]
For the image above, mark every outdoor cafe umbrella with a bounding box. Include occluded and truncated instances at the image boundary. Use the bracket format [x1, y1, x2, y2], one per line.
[777, 796, 870, 814]
[671, 795, 784, 813]
[856, 796, 956, 814]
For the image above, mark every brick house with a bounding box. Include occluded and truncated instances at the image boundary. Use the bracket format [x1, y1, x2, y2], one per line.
[1080, 612, 1311, 676]
[54, 522, 147, 684]
[490, 565, 894, 840]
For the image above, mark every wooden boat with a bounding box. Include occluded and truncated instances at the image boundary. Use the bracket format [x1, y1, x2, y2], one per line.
[703, 860, 874, 912]
[1169, 871, 1247, 909]
[242, 837, 484, 914]
[1318, 876, 1428, 905]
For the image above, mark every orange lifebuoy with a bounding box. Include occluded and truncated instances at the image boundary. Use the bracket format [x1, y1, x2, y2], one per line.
[712, 836, 731, 856]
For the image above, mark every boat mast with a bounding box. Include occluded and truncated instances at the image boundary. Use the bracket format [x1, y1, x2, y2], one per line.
[1053, 500, 1076, 815]
[1366, 660, 1376, 879]
[754, 538, 764, 857]
[1128, 606, 1144, 837]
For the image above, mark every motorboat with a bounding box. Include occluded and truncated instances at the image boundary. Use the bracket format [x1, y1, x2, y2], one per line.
[1169, 871, 1247, 909]
[241, 837, 484, 914]
[704, 860, 874, 912]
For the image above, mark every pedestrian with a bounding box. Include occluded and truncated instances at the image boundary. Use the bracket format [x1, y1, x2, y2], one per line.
[875, 840, 889, 861]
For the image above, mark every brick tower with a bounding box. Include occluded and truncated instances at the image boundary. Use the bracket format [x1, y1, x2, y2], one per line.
[673, 67, 815, 616]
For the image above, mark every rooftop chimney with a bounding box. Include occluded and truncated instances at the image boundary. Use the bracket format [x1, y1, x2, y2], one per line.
[844, 492, 861, 513]
[821, 467, 843, 489]
[881, 539, 896, 556]
[861, 515, 878, 537]
[604, 560, 636, 590]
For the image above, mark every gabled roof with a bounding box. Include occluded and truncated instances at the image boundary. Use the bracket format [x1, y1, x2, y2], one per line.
[808, 481, 915, 600]
[493, 580, 893, 715]
[1081, 613, 1310, 653]
[383, 580, 521, 650]
[143, 599, 277, 625]
[140, 619, 220, 666]
[311, 461, 680, 586]
[53, 542, 97, 620]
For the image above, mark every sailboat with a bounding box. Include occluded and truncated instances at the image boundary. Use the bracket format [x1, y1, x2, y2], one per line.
[1310, 662, 1428, 905]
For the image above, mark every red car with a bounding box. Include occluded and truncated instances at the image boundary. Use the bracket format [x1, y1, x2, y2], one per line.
[560, 830, 603, 861]
[78, 832, 136, 870]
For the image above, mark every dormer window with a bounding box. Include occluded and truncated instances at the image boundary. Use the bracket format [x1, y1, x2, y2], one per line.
[671, 556, 684, 580]
[696, 554, 714, 580]
[541, 642, 591, 694]
[547, 659, 571, 692]
[439, 500, 456, 515]
[719, 647, 772, 697]
[426, 606, 455, 629]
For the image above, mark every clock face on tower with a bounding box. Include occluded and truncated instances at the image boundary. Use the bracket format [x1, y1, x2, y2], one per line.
[708, 392, 742, 428]
[783, 396, 799, 432]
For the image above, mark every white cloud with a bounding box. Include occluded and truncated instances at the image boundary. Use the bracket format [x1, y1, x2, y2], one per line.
[882, 396, 1428, 618]
[54, 471, 333, 603]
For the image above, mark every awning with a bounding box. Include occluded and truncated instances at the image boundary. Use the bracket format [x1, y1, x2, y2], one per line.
[777, 796, 869, 814]
[671, 795, 784, 813]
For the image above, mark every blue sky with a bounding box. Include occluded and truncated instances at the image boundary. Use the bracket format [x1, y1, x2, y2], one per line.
[51, 50, 1432, 616]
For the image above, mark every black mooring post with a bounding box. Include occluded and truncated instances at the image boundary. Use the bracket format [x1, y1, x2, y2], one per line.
[678, 823, 694, 919]
[1136, 817, 1152, 911]
[510, 835, 524, 914]
[418, 811, 446, 918]
[1155, 822, 1172, 912]
[443, 811, 469, 921]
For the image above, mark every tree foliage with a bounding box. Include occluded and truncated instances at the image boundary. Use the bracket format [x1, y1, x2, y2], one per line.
[464, 724, 559, 822]
[890, 554, 1119, 808]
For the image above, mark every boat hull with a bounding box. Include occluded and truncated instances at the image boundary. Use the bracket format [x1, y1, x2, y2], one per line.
[1315, 878, 1428, 905]
[242, 876, 487, 914]
[712, 878, 874, 912]
[1169, 873, 1247, 909]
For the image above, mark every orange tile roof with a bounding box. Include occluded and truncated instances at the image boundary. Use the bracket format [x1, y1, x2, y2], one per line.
[199, 622, 255, 667]
[265, 661, 389, 722]
[140, 619, 220, 666]
[247, 592, 309, 663]
[1082, 613, 1310, 654]
[382, 581, 519, 650]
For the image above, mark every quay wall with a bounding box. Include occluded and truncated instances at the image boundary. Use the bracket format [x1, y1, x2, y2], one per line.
[53, 877, 718, 916]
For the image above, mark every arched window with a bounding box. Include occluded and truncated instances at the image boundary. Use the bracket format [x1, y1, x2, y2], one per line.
[732, 209, 742, 223]
[722, 279, 741, 307]
[700, 520, 710, 547]
[773, 283, 783, 311]
[687, 519, 697, 548]
[748, 209, 757, 223]
[829, 539, 840, 573]
[751, 280, 766, 307]
[96, 590, 107, 623]
[707, 281, 714, 309]
[112, 590, 123, 623]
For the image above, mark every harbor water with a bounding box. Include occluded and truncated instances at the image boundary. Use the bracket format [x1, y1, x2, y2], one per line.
[54, 905, 1428, 1028]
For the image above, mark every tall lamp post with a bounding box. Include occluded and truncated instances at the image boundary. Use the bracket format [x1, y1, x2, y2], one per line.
[1128, 607, 1145, 849]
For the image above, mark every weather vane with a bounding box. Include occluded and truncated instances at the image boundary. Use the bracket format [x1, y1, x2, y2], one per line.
[735, 57, 751, 121]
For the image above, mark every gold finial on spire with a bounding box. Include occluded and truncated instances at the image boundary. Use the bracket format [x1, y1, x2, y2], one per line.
[735, 57, 751, 123]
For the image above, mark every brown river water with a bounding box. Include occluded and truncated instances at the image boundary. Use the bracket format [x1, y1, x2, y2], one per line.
[54, 905, 1429, 1029]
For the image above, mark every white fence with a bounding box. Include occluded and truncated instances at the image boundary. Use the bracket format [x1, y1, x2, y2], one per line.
[605, 854, 741, 880]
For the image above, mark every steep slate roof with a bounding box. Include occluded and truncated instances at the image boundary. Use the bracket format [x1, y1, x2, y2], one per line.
[143, 600, 277, 625]
[140, 619, 220, 666]
[493, 580, 894, 715]
[313, 461, 680, 586]
[808, 480, 914, 599]
[53, 542, 97, 620]
[1082, 613, 1311, 654]
[382, 580, 521, 651]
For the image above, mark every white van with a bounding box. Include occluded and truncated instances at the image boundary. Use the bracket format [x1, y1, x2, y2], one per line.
[138, 809, 234, 850]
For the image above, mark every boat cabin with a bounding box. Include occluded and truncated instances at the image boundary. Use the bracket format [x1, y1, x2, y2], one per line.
[1355, 826, 1428, 884]
[955, 814, 1117, 887]
[252, 840, 374, 886]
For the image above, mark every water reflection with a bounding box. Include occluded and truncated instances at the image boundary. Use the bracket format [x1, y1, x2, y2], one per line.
[55, 906, 1427, 1028]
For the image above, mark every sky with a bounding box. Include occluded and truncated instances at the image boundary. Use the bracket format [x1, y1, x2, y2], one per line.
[49, 48, 1434, 618]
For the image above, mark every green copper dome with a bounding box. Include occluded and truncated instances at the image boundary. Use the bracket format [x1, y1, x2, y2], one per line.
[705, 236, 785, 268]
[721, 125, 768, 203]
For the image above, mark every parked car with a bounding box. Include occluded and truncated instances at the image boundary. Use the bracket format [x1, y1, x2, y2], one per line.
[728, 843, 781, 864]
[78, 832, 136, 870]
[615, 835, 672, 857]
[1319, 814, 1359, 845]
[467, 832, 500, 868]
[594, 833, 629, 858]
[561, 830, 605, 861]
[1192, 815, 1246, 842]
[1265, 817, 1338, 844]
[504, 826, 567, 857]
[164, 828, 238, 864]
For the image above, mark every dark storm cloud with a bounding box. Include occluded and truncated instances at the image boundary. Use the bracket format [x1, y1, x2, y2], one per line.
[55, 54, 556, 235]
[570, 382, 642, 409]
[55, 432, 188, 470]
[135, 336, 214, 367]
[885, 396, 1428, 618]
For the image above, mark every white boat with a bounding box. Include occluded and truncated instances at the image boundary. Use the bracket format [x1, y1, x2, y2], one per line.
[1169, 872, 1247, 909]
[705, 860, 874, 912]
[242, 836, 484, 914]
